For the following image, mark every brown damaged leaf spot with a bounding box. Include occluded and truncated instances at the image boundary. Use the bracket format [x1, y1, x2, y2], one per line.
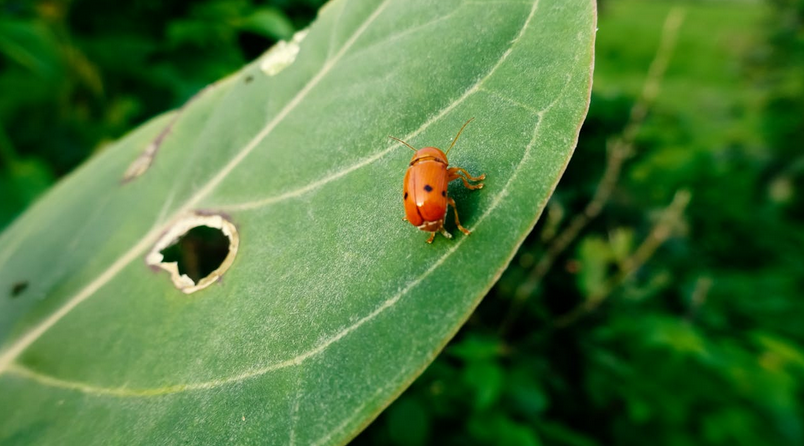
[145, 213, 239, 294]
[122, 85, 215, 183]
[122, 140, 161, 182]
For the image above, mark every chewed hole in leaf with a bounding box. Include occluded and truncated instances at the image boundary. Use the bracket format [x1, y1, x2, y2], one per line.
[160, 227, 229, 283]
[146, 213, 239, 294]
[10, 281, 28, 298]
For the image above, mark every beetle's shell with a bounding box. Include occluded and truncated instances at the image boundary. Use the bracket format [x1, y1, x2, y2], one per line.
[403, 147, 449, 230]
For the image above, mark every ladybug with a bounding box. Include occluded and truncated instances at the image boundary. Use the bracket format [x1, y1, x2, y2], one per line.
[392, 118, 485, 243]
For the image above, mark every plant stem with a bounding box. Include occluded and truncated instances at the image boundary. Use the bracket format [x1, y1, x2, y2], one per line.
[553, 190, 691, 327]
[498, 7, 687, 336]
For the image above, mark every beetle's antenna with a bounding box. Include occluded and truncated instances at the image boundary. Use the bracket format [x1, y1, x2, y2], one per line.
[389, 136, 417, 151]
[446, 118, 475, 156]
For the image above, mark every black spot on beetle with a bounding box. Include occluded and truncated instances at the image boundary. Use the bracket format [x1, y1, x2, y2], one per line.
[424, 185, 433, 192]
[442, 190, 446, 197]
[404, 192, 408, 200]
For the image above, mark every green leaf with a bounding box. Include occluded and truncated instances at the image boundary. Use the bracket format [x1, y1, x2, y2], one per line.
[446, 334, 502, 361]
[506, 365, 549, 416]
[576, 235, 611, 298]
[608, 227, 634, 264]
[468, 412, 542, 446]
[238, 8, 297, 41]
[463, 360, 505, 410]
[0, 19, 64, 80]
[386, 395, 430, 446]
[538, 421, 600, 446]
[0, 0, 595, 444]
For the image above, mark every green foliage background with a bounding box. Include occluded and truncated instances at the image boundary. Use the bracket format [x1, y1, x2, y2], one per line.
[1, 0, 802, 445]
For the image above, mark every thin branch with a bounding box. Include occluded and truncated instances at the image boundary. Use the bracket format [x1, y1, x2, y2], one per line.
[498, 7, 687, 335]
[554, 190, 691, 327]
[539, 200, 565, 243]
[686, 275, 713, 321]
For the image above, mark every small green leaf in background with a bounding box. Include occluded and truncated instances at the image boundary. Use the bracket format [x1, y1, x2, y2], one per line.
[468, 412, 543, 446]
[386, 396, 429, 446]
[446, 333, 503, 361]
[463, 360, 505, 410]
[0, 0, 595, 444]
[506, 365, 549, 417]
[239, 8, 296, 40]
[576, 235, 612, 298]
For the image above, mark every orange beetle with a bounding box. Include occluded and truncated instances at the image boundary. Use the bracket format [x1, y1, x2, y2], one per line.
[392, 118, 485, 243]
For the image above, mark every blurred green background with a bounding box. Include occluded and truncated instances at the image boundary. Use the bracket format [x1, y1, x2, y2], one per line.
[1, 0, 802, 444]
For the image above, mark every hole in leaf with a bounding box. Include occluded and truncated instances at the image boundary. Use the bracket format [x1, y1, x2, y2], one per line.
[10, 281, 28, 298]
[146, 213, 239, 294]
[159, 226, 230, 284]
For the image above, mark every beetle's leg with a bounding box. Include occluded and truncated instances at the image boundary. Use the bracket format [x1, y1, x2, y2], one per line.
[447, 197, 472, 236]
[440, 228, 453, 239]
[426, 232, 436, 243]
[453, 174, 484, 190]
[448, 167, 485, 190]
[450, 167, 486, 182]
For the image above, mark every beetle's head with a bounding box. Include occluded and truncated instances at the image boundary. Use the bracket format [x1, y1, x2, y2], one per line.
[411, 147, 448, 165]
